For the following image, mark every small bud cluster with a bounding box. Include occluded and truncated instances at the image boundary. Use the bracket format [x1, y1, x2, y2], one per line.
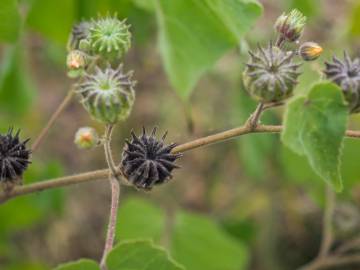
[66, 14, 136, 125]
[243, 9, 323, 103]
[74, 127, 99, 150]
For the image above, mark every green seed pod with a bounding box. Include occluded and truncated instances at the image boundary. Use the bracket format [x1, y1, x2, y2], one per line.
[77, 64, 135, 124]
[89, 15, 131, 60]
[66, 50, 89, 78]
[74, 127, 99, 149]
[299, 42, 323, 61]
[243, 43, 301, 103]
[274, 9, 306, 42]
[324, 52, 360, 113]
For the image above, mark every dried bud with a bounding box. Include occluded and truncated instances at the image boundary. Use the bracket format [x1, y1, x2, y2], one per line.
[76, 64, 135, 124]
[89, 15, 131, 60]
[68, 22, 91, 50]
[275, 9, 306, 42]
[299, 42, 323, 61]
[66, 50, 88, 78]
[74, 127, 99, 149]
[324, 52, 360, 113]
[121, 127, 182, 190]
[0, 128, 31, 183]
[243, 43, 301, 103]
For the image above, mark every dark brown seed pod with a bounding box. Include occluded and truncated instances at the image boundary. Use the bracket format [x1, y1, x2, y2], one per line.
[0, 128, 31, 183]
[324, 52, 360, 113]
[121, 127, 182, 190]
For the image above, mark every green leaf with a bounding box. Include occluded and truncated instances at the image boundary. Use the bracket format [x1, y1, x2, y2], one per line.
[155, 0, 262, 100]
[171, 211, 248, 270]
[0, 0, 21, 42]
[106, 240, 185, 270]
[26, 0, 75, 44]
[116, 197, 165, 242]
[282, 82, 348, 191]
[0, 45, 36, 119]
[54, 259, 99, 270]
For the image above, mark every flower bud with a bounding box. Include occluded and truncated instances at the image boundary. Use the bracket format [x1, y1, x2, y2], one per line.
[76, 64, 135, 124]
[89, 15, 131, 60]
[243, 43, 301, 103]
[66, 50, 88, 78]
[299, 42, 323, 61]
[74, 127, 99, 149]
[275, 9, 306, 42]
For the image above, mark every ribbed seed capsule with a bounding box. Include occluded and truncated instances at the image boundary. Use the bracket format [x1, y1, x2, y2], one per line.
[243, 43, 302, 103]
[324, 52, 360, 113]
[89, 15, 131, 60]
[121, 127, 182, 190]
[0, 128, 31, 183]
[76, 64, 135, 124]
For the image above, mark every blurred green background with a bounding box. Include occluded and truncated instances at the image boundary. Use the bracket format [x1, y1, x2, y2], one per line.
[0, 0, 360, 269]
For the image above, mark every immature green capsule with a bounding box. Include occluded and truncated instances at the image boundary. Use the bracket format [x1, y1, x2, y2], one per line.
[74, 127, 99, 149]
[76, 64, 135, 124]
[299, 42, 323, 61]
[89, 15, 131, 60]
[243, 43, 301, 103]
[274, 9, 306, 42]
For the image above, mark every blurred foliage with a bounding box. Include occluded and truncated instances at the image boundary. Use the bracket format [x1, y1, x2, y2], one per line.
[0, 0, 360, 269]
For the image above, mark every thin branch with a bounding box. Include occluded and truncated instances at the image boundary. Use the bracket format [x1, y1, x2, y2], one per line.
[100, 124, 121, 270]
[334, 236, 360, 255]
[318, 185, 336, 257]
[31, 89, 75, 152]
[299, 254, 360, 270]
[1, 125, 360, 204]
[246, 102, 265, 130]
[100, 176, 120, 270]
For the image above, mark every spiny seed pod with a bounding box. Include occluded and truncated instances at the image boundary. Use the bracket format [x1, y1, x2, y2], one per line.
[121, 127, 182, 190]
[243, 43, 301, 103]
[275, 9, 306, 42]
[76, 64, 135, 124]
[66, 50, 89, 78]
[74, 127, 99, 150]
[68, 22, 91, 50]
[324, 52, 360, 113]
[299, 42, 323, 61]
[0, 128, 31, 183]
[89, 15, 131, 59]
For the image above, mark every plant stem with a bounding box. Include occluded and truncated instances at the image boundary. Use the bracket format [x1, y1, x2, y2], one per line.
[31, 89, 75, 152]
[1, 125, 360, 204]
[246, 102, 264, 130]
[100, 124, 121, 270]
[100, 176, 120, 270]
[318, 185, 336, 257]
[299, 254, 360, 270]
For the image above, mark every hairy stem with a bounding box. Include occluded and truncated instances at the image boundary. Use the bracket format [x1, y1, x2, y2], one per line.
[246, 102, 264, 130]
[2, 125, 360, 204]
[318, 185, 336, 257]
[31, 89, 75, 152]
[100, 125, 121, 270]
